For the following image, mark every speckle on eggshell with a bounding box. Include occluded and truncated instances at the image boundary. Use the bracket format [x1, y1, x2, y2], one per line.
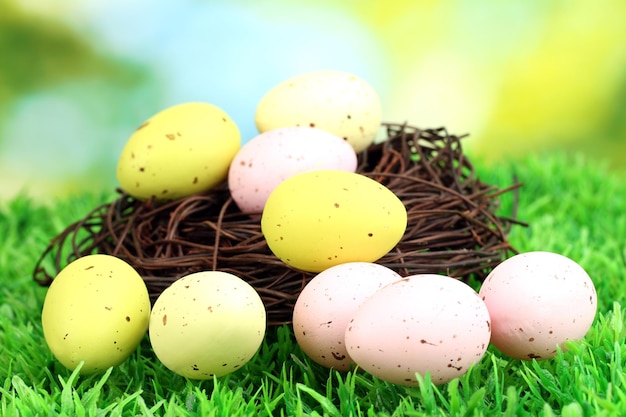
[345, 274, 491, 386]
[116, 102, 240, 201]
[228, 126, 357, 215]
[254, 70, 382, 152]
[292, 262, 402, 371]
[478, 251, 597, 360]
[148, 271, 266, 379]
[41, 254, 151, 374]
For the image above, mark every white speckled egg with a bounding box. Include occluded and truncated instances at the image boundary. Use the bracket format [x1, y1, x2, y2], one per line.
[41, 254, 151, 374]
[345, 274, 491, 386]
[228, 126, 357, 215]
[148, 271, 266, 379]
[292, 262, 402, 371]
[255, 70, 382, 152]
[116, 102, 241, 201]
[478, 251, 597, 360]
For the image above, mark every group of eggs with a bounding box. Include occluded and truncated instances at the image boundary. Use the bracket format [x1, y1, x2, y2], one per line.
[41, 250, 597, 386]
[293, 252, 597, 386]
[42, 254, 266, 378]
[40, 70, 597, 386]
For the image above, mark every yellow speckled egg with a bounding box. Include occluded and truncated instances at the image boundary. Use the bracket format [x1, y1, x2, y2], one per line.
[148, 271, 266, 379]
[116, 102, 241, 201]
[255, 70, 382, 152]
[261, 170, 407, 273]
[41, 254, 151, 374]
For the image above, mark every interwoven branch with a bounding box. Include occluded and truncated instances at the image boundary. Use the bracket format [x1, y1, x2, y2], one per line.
[33, 123, 526, 325]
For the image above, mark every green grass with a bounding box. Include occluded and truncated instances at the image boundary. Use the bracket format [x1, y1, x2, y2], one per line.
[1, 152, 625, 416]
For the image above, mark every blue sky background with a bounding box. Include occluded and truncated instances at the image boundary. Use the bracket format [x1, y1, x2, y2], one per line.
[2, 0, 625, 198]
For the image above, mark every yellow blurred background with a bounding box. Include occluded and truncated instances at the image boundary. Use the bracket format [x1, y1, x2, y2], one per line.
[1, 0, 625, 199]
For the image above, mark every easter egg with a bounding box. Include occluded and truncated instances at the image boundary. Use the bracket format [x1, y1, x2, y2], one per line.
[345, 274, 491, 386]
[261, 170, 407, 273]
[116, 102, 241, 201]
[255, 70, 382, 152]
[228, 126, 357, 215]
[292, 262, 402, 371]
[41, 254, 151, 374]
[478, 251, 597, 360]
[148, 271, 266, 379]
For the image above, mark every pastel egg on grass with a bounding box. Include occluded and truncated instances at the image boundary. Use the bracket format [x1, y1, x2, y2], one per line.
[261, 170, 407, 273]
[255, 70, 382, 153]
[41, 254, 151, 374]
[345, 274, 492, 386]
[478, 251, 597, 360]
[228, 126, 357, 215]
[292, 262, 402, 371]
[116, 102, 241, 201]
[148, 271, 266, 379]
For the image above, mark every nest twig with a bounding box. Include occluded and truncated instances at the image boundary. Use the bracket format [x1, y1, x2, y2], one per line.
[33, 123, 526, 325]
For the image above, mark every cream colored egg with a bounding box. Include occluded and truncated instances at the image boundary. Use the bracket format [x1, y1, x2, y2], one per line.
[261, 170, 407, 273]
[116, 102, 241, 201]
[345, 274, 491, 386]
[292, 262, 402, 371]
[255, 70, 382, 152]
[41, 254, 151, 374]
[149, 271, 266, 379]
[478, 251, 597, 360]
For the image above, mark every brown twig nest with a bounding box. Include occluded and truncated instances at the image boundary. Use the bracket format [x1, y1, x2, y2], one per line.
[33, 123, 526, 325]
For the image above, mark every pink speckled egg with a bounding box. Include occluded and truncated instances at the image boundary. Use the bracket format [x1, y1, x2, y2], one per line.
[228, 126, 357, 215]
[345, 274, 491, 386]
[478, 251, 597, 360]
[292, 262, 402, 371]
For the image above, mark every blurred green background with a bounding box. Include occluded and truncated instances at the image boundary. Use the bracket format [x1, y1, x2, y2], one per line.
[1, 0, 625, 199]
